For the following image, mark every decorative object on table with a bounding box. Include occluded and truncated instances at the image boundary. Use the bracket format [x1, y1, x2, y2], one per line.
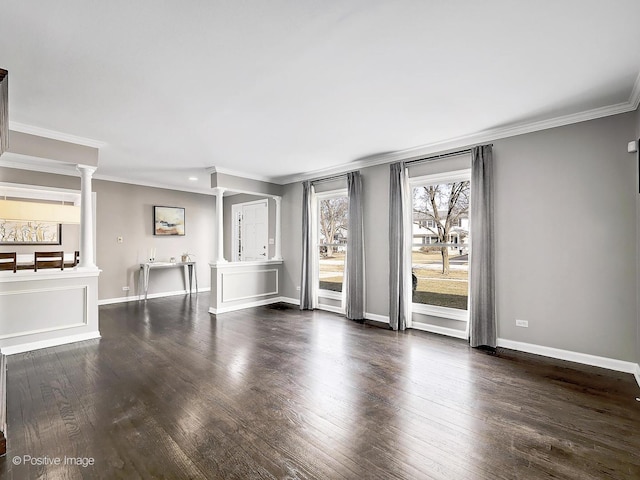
[149, 248, 156, 262]
[0, 220, 62, 245]
[181, 252, 193, 262]
[154, 206, 185, 236]
[170, 257, 176, 263]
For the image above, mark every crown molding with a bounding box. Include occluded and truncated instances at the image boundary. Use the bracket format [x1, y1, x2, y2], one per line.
[630, 71, 640, 110]
[9, 122, 106, 148]
[92, 173, 216, 196]
[0, 153, 80, 176]
[275, 96, 639, 185]
[208, 165, 276, 184]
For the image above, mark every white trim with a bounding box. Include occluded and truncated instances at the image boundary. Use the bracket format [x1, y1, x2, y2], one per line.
[365, 312, 390, 323]
[629, 71, 640, 110]
[221, 269, 278, 302]
[0, 322, 87, 340]
[275, 94, 640, 185]
[210, 260, 283, 268]
[0, 152, 81, 176]
[412, 303, 469, 322]
[633, 363, 640, 389]
[0, 331, 101, 355]
[317, 303, 344, 315]
[497, 338, 638, 374]
[409, 168, 472, 185]
[0, 284, 89, 339]
[93, 172, 217, 196]
[98, 287, 210, 306]
[209, 296, 282, 314]
[9, 122, 106, 148]
[318, 290, 343, 301]
[0, 182, 81, 203]
[280, 296, 300, 305]
[208, 165, 276, 184]
[412, 322, 468, 340]
[0, 268, 100, 283]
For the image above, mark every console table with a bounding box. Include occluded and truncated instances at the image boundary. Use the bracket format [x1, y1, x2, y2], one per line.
[139, 261, 198, 301]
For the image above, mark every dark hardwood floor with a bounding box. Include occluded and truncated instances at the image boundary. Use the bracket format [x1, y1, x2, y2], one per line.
[1, 293, 639, 479]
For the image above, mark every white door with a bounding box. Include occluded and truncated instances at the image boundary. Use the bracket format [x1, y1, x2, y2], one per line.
[241, 201, 268, 261]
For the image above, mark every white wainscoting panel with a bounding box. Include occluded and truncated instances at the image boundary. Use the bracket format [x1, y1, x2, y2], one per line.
[221, 269, 278, 303]
[0, 285, 87, 339]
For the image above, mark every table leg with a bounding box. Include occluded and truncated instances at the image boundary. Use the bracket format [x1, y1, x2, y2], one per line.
[144, 265, 150, 301]
[194, 263, 198, 294]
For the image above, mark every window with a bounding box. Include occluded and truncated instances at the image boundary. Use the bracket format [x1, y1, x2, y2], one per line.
[411, 170, 470, 314]
[316, 191, 348, 294]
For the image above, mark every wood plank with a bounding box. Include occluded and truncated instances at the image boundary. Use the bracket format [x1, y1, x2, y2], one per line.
[0, 294, 638, 479]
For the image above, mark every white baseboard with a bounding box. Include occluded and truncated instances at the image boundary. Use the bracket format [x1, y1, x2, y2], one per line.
[412, 322, 468, 340]
[209, 296, 283, 315]
[317, 303, 344, 315]
[634, 363, 640, 389]
[497, 338, 638, 375]
[280, 296, 300, 306]
[0, 331, 101, 355]
[365, 312, 389, 323]
[99, 287, 210, 305]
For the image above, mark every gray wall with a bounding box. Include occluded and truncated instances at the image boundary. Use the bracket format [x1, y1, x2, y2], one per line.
[281, 182, 302, 300]
[94, 180, 214, 300]
[636, 105, 640, 366]
[211, 172, 283, 196]
[280, 111, 638, 362]
[8, 131, 99, 166]
[0, 167, 215, 300]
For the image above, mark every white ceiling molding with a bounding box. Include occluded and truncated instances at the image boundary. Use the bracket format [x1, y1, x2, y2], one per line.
[92, 172, 217, 196]
[208, 166, 276, 184]
[275, 88, 640, 185]
[0, 152, 80, 176]
[630, 71, 640, 110]
[9, 122, 106, 149]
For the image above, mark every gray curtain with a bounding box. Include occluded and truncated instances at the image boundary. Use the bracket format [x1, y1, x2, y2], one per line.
[345, 171, 365, 320]
[469, 145, 496, 347]
[389, 162, 411, 331]
[300, 180, 315, 309]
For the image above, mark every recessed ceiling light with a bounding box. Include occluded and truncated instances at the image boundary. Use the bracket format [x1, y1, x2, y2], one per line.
[188, 176, 198, 181]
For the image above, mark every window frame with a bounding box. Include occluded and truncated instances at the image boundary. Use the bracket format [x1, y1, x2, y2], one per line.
[313, 188, 349, 310]
[409, 169, 471, 322]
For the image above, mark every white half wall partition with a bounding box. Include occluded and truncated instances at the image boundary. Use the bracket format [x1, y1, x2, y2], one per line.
[0, 269, 100, 354]
[209, 260, 283, 314]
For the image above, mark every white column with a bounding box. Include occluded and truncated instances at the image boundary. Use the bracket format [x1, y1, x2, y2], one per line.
[214, 187, 227, 263]
[273, 196, 283, 260]
[77, 165, 97, 269]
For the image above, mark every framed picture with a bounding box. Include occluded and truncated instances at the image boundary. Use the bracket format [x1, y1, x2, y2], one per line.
[0, 220, 62, 245]
[154, 206, 185, 236]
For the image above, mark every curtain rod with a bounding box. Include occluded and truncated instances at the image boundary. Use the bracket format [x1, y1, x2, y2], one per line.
[405, 144, 493, 167]
[310, 173, 348, 185]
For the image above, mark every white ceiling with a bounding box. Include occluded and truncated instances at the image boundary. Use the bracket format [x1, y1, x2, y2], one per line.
[2, 0, 640, 192]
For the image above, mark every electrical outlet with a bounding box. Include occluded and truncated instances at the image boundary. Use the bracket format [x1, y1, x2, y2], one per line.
[122, 286, 130, 291]
[515, 319, 528, 328]
[117, 236, 123, 244]
[268, 238, 275, 245]
[296, 286, 301, 291]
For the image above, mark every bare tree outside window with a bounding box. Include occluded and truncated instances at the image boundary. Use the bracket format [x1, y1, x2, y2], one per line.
[319, 197, 348, 257]
[318, 196, 348, 292]
[412, 180, 470, 310]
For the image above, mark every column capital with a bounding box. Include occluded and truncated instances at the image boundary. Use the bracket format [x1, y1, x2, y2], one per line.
[212, 187, 226, 196]
[76, 164, 97, 175]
